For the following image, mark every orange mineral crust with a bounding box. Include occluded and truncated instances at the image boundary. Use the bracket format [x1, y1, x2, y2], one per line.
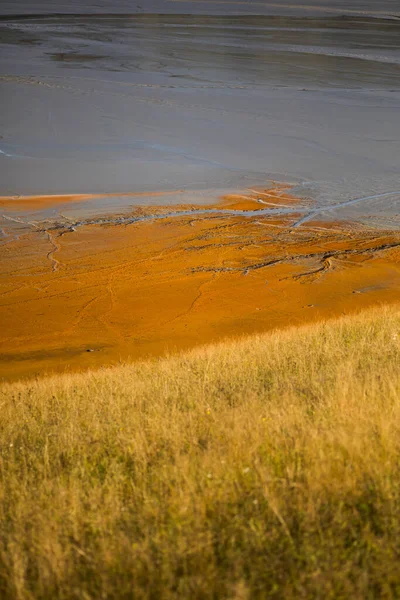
[0, 190, 187, 210]
[0, 189, 399, 381]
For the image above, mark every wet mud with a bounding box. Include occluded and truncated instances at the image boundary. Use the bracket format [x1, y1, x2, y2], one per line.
[1, 10, 400, 225]
[1, 6, 399, 380]
[1, 186, 399, 381]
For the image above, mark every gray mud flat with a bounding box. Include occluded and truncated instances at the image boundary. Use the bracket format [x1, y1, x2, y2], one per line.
[0, 3, 399, 226]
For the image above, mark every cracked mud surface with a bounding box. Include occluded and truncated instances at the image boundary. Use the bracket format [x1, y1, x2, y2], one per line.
[1, 185, 399, 381]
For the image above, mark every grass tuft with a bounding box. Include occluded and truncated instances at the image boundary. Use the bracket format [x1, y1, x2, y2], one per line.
[1, 306, 400, 599]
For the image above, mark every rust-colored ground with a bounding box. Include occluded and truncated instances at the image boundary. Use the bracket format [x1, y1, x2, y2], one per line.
[1, 186, 399, 381]
[0, 190, 187, 210]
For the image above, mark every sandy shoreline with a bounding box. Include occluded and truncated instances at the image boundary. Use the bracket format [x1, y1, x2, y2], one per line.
[1, 185, 399, 381]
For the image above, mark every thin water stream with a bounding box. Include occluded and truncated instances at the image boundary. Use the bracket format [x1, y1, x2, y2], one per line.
[1, 2, 400, 380]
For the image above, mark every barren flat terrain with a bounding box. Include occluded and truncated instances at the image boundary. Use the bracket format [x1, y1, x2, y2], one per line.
[0, 5, 399, 376]
[1, 186, 399, 380]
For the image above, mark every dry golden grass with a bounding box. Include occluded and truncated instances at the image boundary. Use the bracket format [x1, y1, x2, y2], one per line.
[1, 306, 400, 599]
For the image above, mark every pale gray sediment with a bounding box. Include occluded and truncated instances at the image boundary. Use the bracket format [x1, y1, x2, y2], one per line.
[0, 3, 399, 227]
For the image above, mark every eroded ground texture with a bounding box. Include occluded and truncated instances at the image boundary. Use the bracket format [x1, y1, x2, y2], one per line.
[0, 4, 399, 379]
[1, 187, 400, 380]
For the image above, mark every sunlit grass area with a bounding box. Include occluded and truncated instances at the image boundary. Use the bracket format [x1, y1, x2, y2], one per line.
[1, 306, 400, 599]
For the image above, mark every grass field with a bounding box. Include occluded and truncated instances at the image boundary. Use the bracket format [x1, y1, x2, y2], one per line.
[1, 305, 400, 599]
